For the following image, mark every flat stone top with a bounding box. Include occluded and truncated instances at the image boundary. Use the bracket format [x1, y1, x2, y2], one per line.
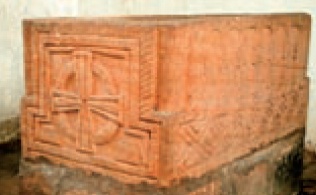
[24, 13, 310, 26]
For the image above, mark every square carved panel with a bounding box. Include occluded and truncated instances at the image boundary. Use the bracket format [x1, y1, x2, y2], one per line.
[22, 22, 159, 183]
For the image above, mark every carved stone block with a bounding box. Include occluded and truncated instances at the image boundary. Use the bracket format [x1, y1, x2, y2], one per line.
[22, 14, 311, 186]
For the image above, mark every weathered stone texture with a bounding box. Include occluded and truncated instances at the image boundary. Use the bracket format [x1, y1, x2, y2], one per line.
[21, 14, 311, 188]
[20, 129, 304, 195]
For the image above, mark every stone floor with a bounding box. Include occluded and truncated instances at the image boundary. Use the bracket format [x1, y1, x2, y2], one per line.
[0, 141, 19, 195]
[302, 150, 316, 194]
[0, 141, 316, 195]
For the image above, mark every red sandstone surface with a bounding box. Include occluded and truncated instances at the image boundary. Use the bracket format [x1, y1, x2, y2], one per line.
[21, 14, 311, 186]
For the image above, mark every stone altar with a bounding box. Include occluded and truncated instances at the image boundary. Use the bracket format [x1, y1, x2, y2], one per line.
[21, 14, 311, 194]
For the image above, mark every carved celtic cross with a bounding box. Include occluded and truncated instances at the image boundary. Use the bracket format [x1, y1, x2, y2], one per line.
[51, 51, 122, 152]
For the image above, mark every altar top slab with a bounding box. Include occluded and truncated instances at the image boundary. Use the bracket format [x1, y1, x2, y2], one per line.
[24, 13, 310, 26]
